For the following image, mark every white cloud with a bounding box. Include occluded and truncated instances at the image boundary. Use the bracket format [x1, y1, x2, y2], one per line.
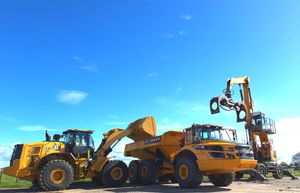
[273, 117, 300, 163]
[147, 72, 157, 77]
[161, 33, 174, 39]
[73, 56, 83, 61]
[81, 65, 98, 72]
[178, 30, 187, 36]
[57, 90, 88, 104]
[18, 125, 57, 132]
[0, 143, 17, 168]
[180, 14, 192, 21]
[110, 138, 134, 165]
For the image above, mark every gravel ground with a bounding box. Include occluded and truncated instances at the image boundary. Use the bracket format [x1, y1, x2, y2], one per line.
[0, 177, 299, 193]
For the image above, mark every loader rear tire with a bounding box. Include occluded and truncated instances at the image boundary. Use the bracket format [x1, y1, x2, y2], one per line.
[139, 159, 158, 185]
[102, 160, 128, 187]
[128, 160, 140, 184]
[272, 164, 283, 179]
[38, 159, 74, 191]
[175, 157, 202, 188]
[209, 173, 234, 187]
[257, 163, 268, 177]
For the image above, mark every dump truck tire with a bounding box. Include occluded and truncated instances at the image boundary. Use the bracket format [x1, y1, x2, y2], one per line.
[175, 157, 202, 188]
[235, 172, 244, 180]
[38, 159, 74, 191]
[128, 160, 140, 184]
[158, 174, 170, 183]
[209, 173, 234, 186]
[139, 159, 158, 185]
[92, 173, 104, 186]
[257, 163, 268, 177]
[169, 175, 178, 183]
[101, 160, 128, 187]
[272, 164, 283, 179]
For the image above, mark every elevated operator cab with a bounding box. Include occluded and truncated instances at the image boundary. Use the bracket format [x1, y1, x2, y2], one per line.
[62, 129, 95, 159]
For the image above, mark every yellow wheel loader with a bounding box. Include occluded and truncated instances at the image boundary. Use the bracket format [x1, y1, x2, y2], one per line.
[125, 121, 258, 188]
[2, 117, 157, 191]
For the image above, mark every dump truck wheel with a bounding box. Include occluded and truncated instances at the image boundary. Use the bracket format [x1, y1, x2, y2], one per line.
[139, 159, 158, 185]
[257, 164, 268, 177]
[175, 157, 202, 188]
[101, 160, 128, 187]
[235, 172, 244, 181]
[209, 173, 234, 186]
[272, 164, 283, 179]
[92, 173, 104, 186]
[128, 160, 140, 184]
[169, 175, 178, 183]
[158, 174, 170, 183]
[38, 159, 74, 191]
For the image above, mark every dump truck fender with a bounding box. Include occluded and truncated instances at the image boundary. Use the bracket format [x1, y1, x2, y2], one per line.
[38, 153, 76, 169]
[174, 150, 197, 169]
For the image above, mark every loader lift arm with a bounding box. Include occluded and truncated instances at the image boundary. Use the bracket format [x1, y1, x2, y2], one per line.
[86, 116, 157, 177]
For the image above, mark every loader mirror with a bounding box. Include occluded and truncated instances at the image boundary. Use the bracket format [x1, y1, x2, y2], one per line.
[210, 97, 220, 114]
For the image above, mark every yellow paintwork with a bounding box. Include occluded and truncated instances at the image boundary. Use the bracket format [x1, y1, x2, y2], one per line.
[50, 168, 66, 184]
[110, 167, 123, 180]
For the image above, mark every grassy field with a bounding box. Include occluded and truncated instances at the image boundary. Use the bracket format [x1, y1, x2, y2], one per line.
[0, 174, 32, 188]
[0, 170, 299, 189]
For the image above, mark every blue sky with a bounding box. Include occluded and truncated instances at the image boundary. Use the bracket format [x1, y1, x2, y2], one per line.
[1, 0, 300, 167]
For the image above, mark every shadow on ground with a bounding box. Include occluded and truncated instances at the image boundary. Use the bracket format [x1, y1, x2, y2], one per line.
[0, 182, 231, 193]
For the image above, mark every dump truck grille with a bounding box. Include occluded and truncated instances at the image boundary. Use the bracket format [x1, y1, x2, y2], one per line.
[10, 144, 23, 166]
[236, 144, 254, 160]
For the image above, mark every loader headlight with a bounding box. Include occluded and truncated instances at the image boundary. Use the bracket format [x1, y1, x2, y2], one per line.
[31, 147, 41, 154]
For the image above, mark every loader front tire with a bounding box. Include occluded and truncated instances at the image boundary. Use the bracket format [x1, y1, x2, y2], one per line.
[139, 159, 158, 185]
[128, 160, 140, 184]
[175, 157, 202, 188]
[102, 160, 128, 187]
[92, 173, 104, 186]
[38, 159, 74, 191]
[209, 173, 234, 187]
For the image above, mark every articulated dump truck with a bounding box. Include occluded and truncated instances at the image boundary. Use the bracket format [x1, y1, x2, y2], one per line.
[125, 117, 258, 188]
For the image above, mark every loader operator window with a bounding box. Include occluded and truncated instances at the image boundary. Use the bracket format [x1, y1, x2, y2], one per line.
[64, 132, 95, 158]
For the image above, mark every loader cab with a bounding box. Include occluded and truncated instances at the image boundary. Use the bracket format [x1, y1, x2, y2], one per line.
[63, 129, 95, 159]
[251, 112, 276, 134]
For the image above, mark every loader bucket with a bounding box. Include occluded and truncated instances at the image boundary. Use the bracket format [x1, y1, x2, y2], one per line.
[126, 116, 157, 141]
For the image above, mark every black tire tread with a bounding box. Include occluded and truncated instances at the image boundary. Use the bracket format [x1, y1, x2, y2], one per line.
[101, 160, 128, 187]
[175, 157, 202, 188]
[139, 159, 158, 185]
[38, 159, 74, 191]
[128, 160, 140, 184]
[209, 173, 234, 187]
